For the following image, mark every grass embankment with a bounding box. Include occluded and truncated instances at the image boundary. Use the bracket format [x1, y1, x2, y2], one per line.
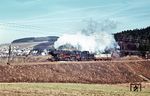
[0, 83, 150, 96]
[1, 61, 150, 83]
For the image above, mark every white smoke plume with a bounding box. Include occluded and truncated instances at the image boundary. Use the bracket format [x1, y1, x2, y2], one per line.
[54, 32, 117, 53]
[54, 19, 119, 53]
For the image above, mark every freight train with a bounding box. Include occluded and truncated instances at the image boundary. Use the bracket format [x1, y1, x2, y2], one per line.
[48, 50, 112, 61]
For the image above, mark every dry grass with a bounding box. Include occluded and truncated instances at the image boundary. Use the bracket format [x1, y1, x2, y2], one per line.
[0, 56, 51, 64]
[0, 61, 150, 83]
[0, 83, 149, 96]
[120, 55, 143, 60]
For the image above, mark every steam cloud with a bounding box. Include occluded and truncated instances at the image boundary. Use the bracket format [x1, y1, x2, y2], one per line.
[54, 19, 118, 53]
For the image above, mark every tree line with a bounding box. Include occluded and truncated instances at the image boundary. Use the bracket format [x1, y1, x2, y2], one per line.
[114, 26, 150, 52]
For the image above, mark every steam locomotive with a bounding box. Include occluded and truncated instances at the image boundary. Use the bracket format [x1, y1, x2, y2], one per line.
[48, 50, 112, 61]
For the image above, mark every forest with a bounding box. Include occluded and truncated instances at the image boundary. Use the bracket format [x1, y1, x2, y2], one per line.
[114, 26, 150, 53]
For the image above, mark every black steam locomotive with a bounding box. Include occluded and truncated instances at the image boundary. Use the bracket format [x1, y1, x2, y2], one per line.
[48, 50, 95, 61]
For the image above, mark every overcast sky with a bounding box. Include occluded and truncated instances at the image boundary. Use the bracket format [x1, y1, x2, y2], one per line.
[0, 0, 150, 44]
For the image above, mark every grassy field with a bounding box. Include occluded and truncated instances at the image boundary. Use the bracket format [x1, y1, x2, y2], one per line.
[0, 83, 149, 96]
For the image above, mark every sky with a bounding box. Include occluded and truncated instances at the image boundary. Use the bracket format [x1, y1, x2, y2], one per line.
[0, 0, 150, 44]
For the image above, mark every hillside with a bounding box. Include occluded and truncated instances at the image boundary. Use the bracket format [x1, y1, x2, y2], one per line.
[12, 36, 59, 43]
[0, 61, 149, 84]
[11, 36, 59, 50]
[114, 26, 150, 56]
[0, 36, 59, 54]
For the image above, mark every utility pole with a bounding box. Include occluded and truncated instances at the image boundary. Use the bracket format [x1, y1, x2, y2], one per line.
[7, 44, 11, 65]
